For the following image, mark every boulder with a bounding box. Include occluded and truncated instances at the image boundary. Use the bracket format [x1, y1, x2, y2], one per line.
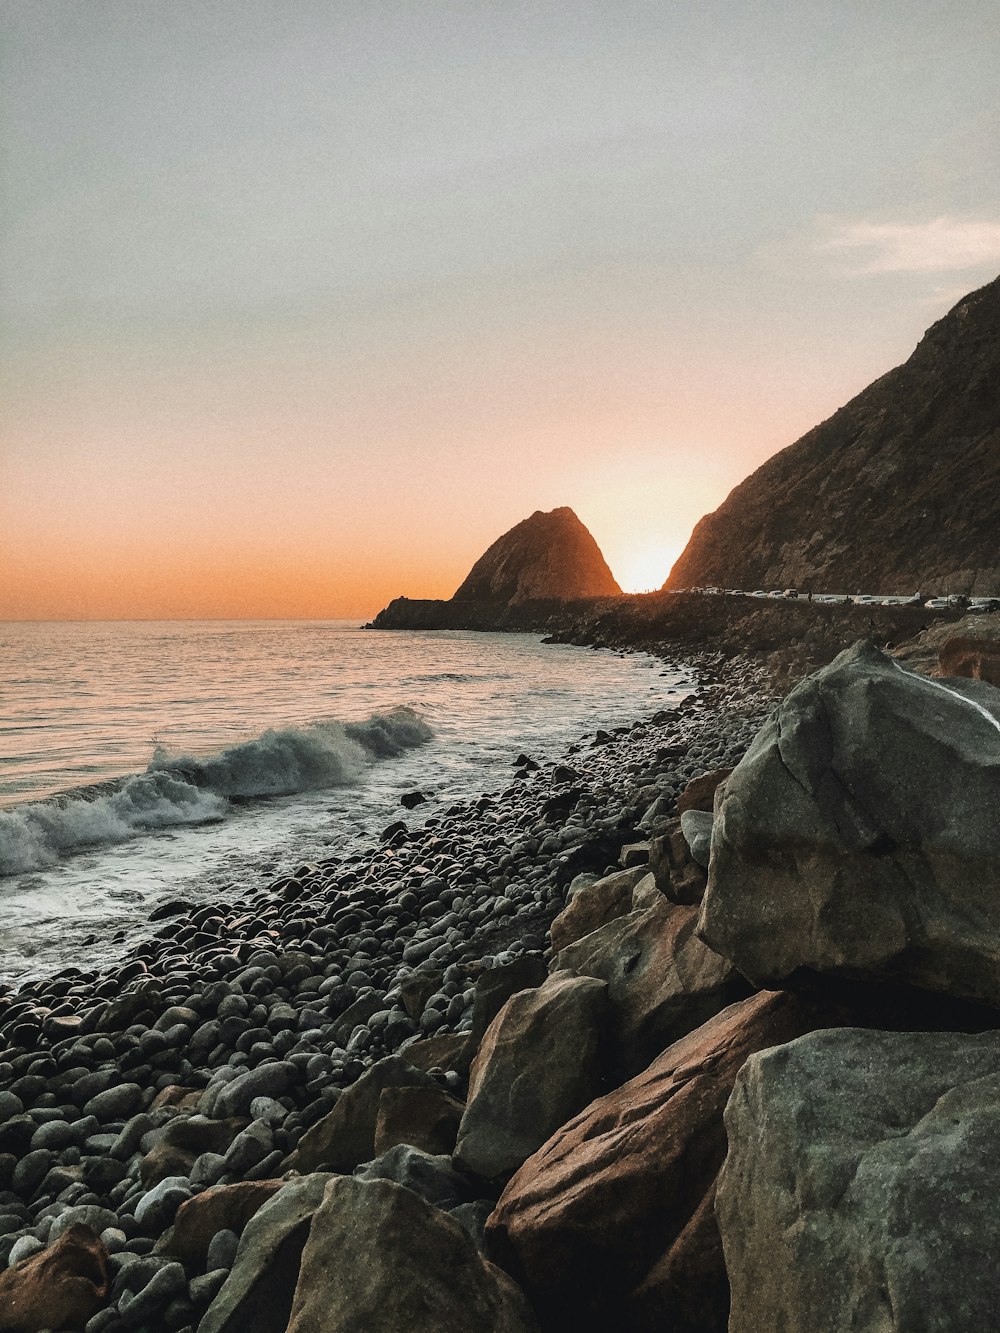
[676, 768, 732, 814]
[454, 972, 609, 1182]
[892, 612, 1000, 676]
[486, 990, 837, 1333]
[287, 1056, 438, 1174]
[140, 1115, 248, 1186]
[354, 1145, 471, 1209]
[197, 1173, 334, 1333]
[554, 883, 746, 1079]
[373, 1084, 465, 1157]
[286, 1176, 538, 1332]
[939, 635, 1000, 685]
[398, 1031, 472, 1078]
[399, 972, 440, 1023]
[0, 1223, 109, 1332]
[718, 1027, 1000, 1333]
[637, 794, 674, 835]
[648, 822, 707, 905]
[213, 1062, 295, 1118]
[155, 1179, 283, 1267]
[619, 840, 651, 867]
[699, 641, 1000, 1006]
[679, 809, 713, 868]
[548, 866, 648, 953]
[468, 957, 547, 1050]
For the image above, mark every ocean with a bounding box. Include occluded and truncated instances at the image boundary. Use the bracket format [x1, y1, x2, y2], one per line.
[0, 620, 692, 982]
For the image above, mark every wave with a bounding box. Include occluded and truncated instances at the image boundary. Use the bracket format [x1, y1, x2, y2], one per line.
[0, 707, 432, 877]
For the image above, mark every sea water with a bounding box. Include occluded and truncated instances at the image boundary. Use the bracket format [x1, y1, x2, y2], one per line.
[0, 620, 693, 981]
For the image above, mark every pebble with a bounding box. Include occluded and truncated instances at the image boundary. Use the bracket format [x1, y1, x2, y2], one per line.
[205, 1227, 240, 1271]
[134, 1177, 192, 1231]
[117, 1260, 187, 1328]
[6, 1234, 44, 1265]
[213, 1062, 293, 1118]
[84, 1084, 145, 1121]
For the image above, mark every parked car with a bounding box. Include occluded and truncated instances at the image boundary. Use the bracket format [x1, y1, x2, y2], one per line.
[925, 598, 951, 609]
[783, 588, 799, 599]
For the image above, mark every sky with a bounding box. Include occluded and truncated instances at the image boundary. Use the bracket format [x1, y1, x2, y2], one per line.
[3, 1, 1000, 619]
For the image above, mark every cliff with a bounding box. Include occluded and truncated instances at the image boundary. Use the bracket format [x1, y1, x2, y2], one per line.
[665, 275, 1000, 595]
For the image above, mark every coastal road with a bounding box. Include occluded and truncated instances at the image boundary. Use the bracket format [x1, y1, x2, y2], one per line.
[682, 589, 1000, 613]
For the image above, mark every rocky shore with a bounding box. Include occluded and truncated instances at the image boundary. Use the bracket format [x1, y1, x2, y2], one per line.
[2, 626, 999, 1331]
[0, 648, 773, 1332]
[371, 588, 956, 685]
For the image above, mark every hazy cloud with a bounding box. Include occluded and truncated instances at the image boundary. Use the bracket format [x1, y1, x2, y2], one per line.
[821, 216, 1000, 274]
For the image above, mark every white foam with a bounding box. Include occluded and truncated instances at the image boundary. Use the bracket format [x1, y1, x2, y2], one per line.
[0, 707, 432, 877]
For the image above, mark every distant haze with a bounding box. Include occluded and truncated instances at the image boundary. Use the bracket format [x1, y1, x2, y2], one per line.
[3, 1, 1000, 618]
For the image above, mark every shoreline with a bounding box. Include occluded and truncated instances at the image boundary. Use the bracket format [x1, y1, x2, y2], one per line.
[370, 589, 962, 685]
[0, 638, 690, 985]
[0, 644, 777, 1327]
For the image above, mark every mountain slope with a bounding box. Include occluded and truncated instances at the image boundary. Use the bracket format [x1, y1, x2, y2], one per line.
[665, 276, 1000, 595]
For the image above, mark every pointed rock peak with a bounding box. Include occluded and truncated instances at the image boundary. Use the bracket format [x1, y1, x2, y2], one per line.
[452, 507, 622, 605]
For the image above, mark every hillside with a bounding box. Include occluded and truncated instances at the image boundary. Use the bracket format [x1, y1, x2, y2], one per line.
[665, 276, 1000, 595]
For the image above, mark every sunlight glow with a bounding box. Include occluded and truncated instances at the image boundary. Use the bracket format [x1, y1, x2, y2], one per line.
[615, 542, 683, 594]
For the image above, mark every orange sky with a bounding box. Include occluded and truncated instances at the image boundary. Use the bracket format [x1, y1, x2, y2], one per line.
[4, 2, 1000, 620]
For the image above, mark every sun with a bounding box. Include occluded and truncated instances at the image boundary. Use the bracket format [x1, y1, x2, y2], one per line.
[615, 542, 683, 594]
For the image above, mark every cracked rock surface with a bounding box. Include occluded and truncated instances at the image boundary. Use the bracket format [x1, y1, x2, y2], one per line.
[699, 639, 1000, 1004]
[718, 1027, 1000, 1333]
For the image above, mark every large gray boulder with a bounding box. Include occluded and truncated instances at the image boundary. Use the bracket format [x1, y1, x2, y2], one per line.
[555, 876, 745, 1079]
[197, 1173, 334, 1333]
[699, 640, 1000, 1006]
[454, 971, 609, 1181]
[286, 1176, 537, 1332]
[718, 1027, 1000, 1332]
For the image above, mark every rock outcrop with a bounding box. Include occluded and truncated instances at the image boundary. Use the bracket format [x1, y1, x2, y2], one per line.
[718, 1027, 1000, 1333]
[699, 639, 1000, 1006]
[453, 507, 621, 605]
[369, 507, 620, 628]
[665, 274, 1000, 595]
